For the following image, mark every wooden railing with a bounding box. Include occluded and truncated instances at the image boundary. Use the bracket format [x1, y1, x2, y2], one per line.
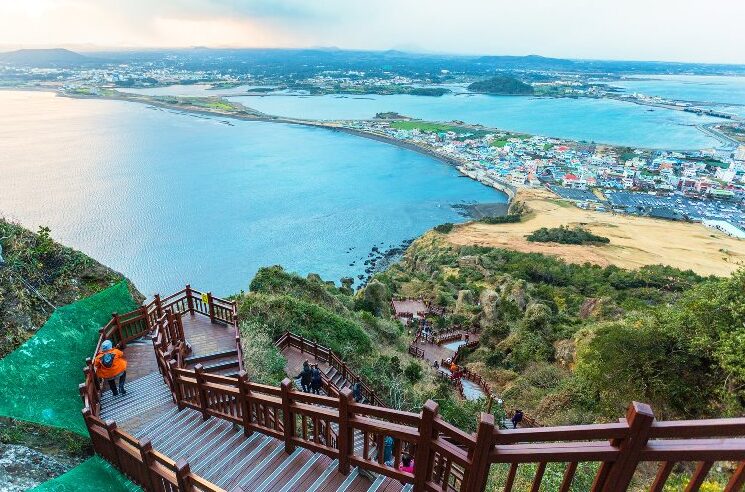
[81, 287, 745, 492]
[83, 409, 225, 492]
[275, 332, 385, 407]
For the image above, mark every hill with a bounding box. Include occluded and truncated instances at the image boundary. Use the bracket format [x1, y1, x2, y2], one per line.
[0, 48, 88, 66]
[447, 188, 745, 276]
[0, 219, 142, 357]
[367, 230, 745, 424]
[468, 75, 534, 95]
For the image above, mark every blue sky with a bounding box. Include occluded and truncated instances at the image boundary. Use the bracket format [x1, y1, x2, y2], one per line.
[1, 0, 744, 64]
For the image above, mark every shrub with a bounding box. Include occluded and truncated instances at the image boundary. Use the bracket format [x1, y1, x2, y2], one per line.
[404, 360, 423, 383]
[526, 226, 610, 245]
[479, 214, 521, 225]
[434, 223, 454, 234]
[239, 321, 287, 386]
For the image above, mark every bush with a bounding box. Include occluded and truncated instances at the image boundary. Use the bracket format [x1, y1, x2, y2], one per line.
[404, 360, 423, 383]
[239, 321, 287, 386]
[479, 214, 521, 225]
[526, 226, 610, 245]
[434, 223, 454, 234]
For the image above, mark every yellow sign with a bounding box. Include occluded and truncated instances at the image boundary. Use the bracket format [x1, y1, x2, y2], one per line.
[201, 293, 209, 304]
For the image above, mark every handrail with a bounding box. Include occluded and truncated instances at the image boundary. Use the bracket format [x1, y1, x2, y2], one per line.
[81, 287, 745, 492]
[275, 332, 385, 407]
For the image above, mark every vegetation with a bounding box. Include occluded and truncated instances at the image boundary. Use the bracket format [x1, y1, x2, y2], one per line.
[364, 232, 741, 426]
[526, 226, 610, 245]
[389, 121, 468, 134]
[0, 220, 141, 357]
[468, 76, 534, 95]
[479, 214, 521, 225]
[235, 265, 501, 431]
[434, 223, 454, 233]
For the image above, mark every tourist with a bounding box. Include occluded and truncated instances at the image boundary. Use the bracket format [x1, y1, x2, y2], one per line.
[511, 409, 524, 429]
[399, 453, 415, 474]
[310, 364, 322, 395]
[383, 436, 394, 466]
[450, 361, 458, 373]
[352, 382, 363, 402]
[94, 340, 128, 396]
[445, 357, 452, 366]
[433, 360, 439, 370]
[296, 360, 312, 393]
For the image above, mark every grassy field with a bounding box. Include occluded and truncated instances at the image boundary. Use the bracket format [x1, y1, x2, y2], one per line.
[447, 188, 745, 276]
[390, 120, 468, 133]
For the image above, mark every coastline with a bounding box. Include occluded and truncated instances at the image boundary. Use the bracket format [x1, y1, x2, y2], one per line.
[61, 90, 518, 202]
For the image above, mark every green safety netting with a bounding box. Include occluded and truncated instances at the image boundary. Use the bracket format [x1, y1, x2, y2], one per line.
[0, 280, 138, 435]
[31, 456, 141, 492]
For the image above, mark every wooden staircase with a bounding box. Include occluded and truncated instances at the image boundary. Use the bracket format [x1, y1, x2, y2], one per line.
[184, 349, 240, 377]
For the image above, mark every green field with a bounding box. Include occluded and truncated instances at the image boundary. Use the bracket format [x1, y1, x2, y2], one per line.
[390, 120, 469, 134]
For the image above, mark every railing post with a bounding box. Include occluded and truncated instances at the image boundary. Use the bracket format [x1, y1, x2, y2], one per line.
[207, 291, 216, 322]
[175, 458, 192, 491]
[138, 439, 161, 492]
[86, 357, 100, 391]
[238, 371, 253, 437]
[140, 305, 151, 332]
[194, 364, 209, 420]
[337, 388, 354, 475]
[300, 336, 305, 354]
[414, 400, 439, 491]
[185, 284, 194, 315]
[154, 293, 163, 318]
[466, 413, 495, 492]
[281, 378, 295, 454]
[594, 402, 655, 492]
[314, 341, 318, 360]
[112, 312, 123, 347]
[104, 420, 121, 468]
[169, 360, 185, 410]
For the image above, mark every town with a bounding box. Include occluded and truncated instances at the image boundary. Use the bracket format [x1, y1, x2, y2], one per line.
[344, 118, 745, 237]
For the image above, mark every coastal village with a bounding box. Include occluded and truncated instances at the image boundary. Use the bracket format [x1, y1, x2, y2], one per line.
[345, 118, 745, 237]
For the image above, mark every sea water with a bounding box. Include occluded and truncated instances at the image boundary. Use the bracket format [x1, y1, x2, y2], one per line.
[0, 91, 506, 295]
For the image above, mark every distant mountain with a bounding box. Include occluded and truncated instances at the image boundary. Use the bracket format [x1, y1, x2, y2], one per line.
[0, 48, 88, 67]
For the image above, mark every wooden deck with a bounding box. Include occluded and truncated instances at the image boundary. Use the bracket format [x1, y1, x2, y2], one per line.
[121, 313, 237, 383]
[103, 317, 408, 492]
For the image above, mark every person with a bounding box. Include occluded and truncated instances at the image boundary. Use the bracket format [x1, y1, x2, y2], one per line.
[450, 361, 458, 373]
[511, 409, 524, 429]
[464, 333, 470, 343]
[399, 453, 415, 474]
[433, 360, 439, 370]
[94, 340, 127, 396]
[383, 436, 394, 466]
[310, 364, 322, 395]
[296, 360, 312, 393]
[352, 382, 363, 403]
[445, 357, 452, 366]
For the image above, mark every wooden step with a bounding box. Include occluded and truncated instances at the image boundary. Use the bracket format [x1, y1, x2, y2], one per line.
[185, 349, 238, 366]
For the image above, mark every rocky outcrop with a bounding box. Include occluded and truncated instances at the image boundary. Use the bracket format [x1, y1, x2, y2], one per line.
[0, 444, 68, 491]
[455, 290, 475, 314]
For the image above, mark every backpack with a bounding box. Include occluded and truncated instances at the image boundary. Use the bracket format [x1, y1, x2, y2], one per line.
[101, 352, 115, 368]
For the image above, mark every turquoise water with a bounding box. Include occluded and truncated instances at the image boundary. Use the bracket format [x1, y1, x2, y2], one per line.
[610, 75, 745, 106]
[225, 93, 722, 150]
[0, 91, 506, 296]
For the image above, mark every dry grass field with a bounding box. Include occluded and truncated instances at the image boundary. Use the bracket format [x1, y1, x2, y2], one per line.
[447, 188, 745, 276]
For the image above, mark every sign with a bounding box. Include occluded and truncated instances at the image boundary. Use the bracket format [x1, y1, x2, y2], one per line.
[201, 293, 209, 304]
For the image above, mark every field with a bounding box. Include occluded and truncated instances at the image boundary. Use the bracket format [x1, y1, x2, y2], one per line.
[389, 120, 468, 133]
[447, 188, 745, 276]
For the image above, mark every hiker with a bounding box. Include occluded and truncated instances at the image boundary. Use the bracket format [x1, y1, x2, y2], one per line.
[352, 382, 363, 402]
[383, 436, 394, 466]
[296, 360, 312, 393]
[433, 360, 439, 370]
[464, 333, 470, 343]
[450, 361, 458, 373]
[445, 357, 452, 366]
[310, 364, 322, 395]
[94, 340, 127, 396]
[399, 453, 415, 473]
[511, 409, 524, 429]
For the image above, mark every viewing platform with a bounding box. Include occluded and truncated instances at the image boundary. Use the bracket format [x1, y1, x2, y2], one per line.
[79, 286, 745, 492]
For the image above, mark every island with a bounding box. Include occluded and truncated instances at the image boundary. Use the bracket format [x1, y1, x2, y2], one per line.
[467, 75, 535, 95]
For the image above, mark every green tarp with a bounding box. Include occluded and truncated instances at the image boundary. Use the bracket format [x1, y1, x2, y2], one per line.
[0, 281, 138, 435]
[30, 456, 141, 492]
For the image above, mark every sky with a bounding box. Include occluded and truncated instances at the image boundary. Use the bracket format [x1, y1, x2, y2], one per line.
[1, 0, 744, 64]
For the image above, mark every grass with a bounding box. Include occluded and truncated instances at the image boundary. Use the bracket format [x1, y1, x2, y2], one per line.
[390, 120, 469, 134]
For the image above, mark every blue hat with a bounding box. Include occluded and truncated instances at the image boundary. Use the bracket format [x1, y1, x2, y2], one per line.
[102, 340, 113, 351]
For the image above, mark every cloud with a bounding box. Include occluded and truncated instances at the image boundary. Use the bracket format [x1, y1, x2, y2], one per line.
[0, 0, 744, 63]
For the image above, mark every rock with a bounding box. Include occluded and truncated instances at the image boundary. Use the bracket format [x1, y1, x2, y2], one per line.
[505, 279, 528, 311]
[479, 289, 499, 325]
[0, 444, 68, 491]
[458, 255, 480, 269]
[554, 339, 576, 369]
[455, 290, 474, 314]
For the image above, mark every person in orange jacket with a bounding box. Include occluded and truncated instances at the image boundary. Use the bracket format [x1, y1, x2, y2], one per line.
[94, 340, 128, 396]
